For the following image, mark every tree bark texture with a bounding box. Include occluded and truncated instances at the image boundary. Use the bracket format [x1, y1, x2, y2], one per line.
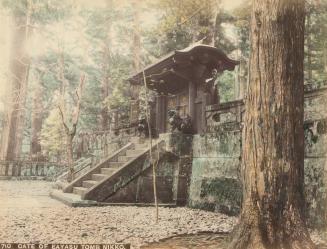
[305, 8, 312, 80]
[0, 9, 31, 176]
[30, 71, 44, 160]
[325, 139, 327, 227]
[230, 1, 315, 249]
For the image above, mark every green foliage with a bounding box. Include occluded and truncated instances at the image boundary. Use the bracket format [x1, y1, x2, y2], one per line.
[148, 0, 200, 54]
[230, 0, 327, 86]
[217, 71, 235, 103]
[231, 0, 251, 57]
[81, 8, 116, 41]
[5, 0, 326, 163]
[40, 107, 65, 159]
[80, 5, 135, 130]
[78, 65, 102, 131]
[105, 55, 132, 112]
[145, 0, 235, 57]
[1, 0, 71, 23]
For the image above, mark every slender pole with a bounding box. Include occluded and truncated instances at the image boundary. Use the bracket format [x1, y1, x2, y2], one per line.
[142, 71, 159, 223]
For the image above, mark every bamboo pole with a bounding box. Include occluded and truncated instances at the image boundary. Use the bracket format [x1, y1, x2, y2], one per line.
[142, 70, 159, 223]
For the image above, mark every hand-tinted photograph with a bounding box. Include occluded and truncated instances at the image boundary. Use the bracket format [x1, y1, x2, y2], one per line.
[0, 0, 326, 248]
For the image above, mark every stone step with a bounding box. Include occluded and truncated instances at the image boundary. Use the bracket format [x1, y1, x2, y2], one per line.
[50, 190, 98, 207]
[73, 186, 87, 196]
[82, 180, 98, 188]
[125, 156, 136, 162]
[101, 168, 116, 175]
[126, 149, 145, 157]
[134, 142, 156, 150]
[116, 156, 126, 162]
[130, 137, 141, 144]
[118, 156, 135, 163]
[135, 141, 149, 147]
[109, 162, 124, 168]
[92, 174, 108, 181]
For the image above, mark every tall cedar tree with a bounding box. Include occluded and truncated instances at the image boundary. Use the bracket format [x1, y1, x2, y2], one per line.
[30, 70, 44, 160]
[229, 1, 316, 249]
[100, 0, 113, 131]
[0, 3, 31, 176]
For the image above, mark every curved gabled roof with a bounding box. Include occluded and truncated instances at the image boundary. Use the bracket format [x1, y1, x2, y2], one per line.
[127, 44, 239, 93]
[175, 44, 239, 70]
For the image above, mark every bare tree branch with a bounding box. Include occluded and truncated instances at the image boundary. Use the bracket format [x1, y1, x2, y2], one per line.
[58, 104, 69, 134]
[70, 74, 85, 137]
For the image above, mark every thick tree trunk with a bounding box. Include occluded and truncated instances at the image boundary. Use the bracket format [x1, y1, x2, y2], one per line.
[30, 71, 44, 160]
[325, 141, 327, 226]
[229, 1, 315, 249]
[11, 65, 30, 177]
[0, 10, 31, 176]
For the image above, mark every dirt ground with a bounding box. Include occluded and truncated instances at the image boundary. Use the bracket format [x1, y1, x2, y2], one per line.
[0, 180, 237, 249]
[0, 180, 326, 249]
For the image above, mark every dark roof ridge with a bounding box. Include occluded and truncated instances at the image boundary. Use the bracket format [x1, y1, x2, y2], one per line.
[127, 44, 239, 84]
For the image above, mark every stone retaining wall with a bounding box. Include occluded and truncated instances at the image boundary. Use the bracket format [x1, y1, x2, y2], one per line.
[188, 132, 242, 215]
[187, 88, 327, 226]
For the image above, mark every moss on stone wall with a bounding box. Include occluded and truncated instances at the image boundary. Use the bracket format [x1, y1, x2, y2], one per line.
[199, 177, 242, 215]
[188, 128, 327, 227]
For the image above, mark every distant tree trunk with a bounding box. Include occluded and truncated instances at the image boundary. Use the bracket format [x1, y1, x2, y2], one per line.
[234, 50, 245, 100]
[229, 1, 315, 249]
[100, 0, 113, 131]
[30, 70, 44, 160]
[0, 6, 32, 176]
[132, 0, 141, 73]
[130, 0, 141, 122]
[209, 0, 221, 46]
[100, 39, 111, 131]
[199, 0, 220, 46]
[237, 58, 247, 100]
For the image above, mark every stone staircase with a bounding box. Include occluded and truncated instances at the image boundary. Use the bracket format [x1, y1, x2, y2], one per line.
[51, 137, 166, 206]
[68, 140, 149, 197]
[55, 156, 93, 183]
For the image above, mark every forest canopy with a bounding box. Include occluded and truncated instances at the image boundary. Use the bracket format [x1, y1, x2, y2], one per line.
[0, 0, 326, 163]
